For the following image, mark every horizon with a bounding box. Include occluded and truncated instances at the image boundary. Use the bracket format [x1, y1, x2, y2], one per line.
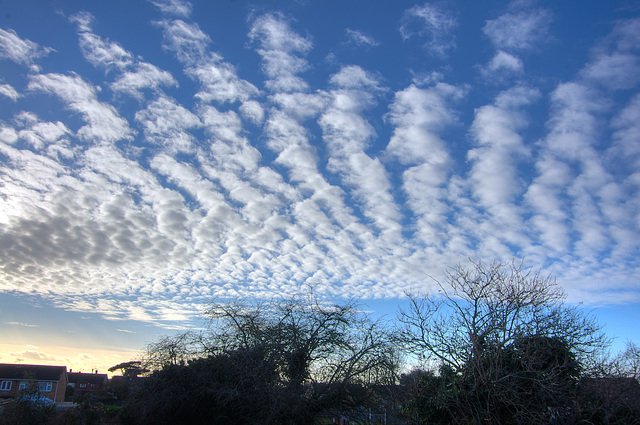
[1, 0, 639, 374]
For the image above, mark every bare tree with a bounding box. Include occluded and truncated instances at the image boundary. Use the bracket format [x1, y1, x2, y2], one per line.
[614, 341, 640, 380]
[202, 296, 399, 419]
[144, 332, 202, 370]
[397, 260, 609, 425]
[133, 295, 398, 424]
[570, 341, 640, 424]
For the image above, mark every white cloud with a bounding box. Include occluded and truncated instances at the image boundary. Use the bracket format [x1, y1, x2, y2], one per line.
[28, 73, 133, 143]
[199, 107, 265, 175]
[469, 90, 535, 206]
[271, 92, 327, 120]
[154, 17, 259, 105]
[6, 321, 39, 327]
[249, 13, 312, 92]
[483, 7, 552, 51]
[0, 83, 20, 100]
[582, 53, 640, 90]
[188, 60, 260, 104]
[386, 84, 461, 165]
[111, 62, 177, 98]
[385, 83, 463, 248]
[150, 0, 192, 18]
[72, 18, 134, 70]
[525, 74, 630, 265]
[10, 350, 58, 361]
[582, 14, 640, 86]
[345, 29, 379, 47]
[329, 65, 383, 91]
[399, 3, 457, 56]
[0, 125, 19, 145]
[0, 28, 52, 65]
[485, 50, 524, 75]
[320, 66, 401, 244]
[610, 17, 640, 52]
[239, 100, 265, 125]
[68, 10, 93, 32]
[135, 94, 201, 152]
[544, 82, 601, 160]
[68, 11, 179, 110]
[611, 94, 640, 175]
[466, 87, 540, 251]
[156, 19, 211, 65]
[18, 120, 71, 150]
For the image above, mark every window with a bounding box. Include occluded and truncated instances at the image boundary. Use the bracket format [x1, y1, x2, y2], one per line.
[79, 383, 87, 389]
[19, 382, 27, 391]
[0, 381, 11, 391]
[38, 382, 53, 392]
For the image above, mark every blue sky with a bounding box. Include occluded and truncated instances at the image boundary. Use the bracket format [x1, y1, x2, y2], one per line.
[0, 0, 639, 373]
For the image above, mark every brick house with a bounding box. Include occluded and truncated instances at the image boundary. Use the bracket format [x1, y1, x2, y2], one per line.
[67, 370, 109, 395]
[0, 363, 68, 403]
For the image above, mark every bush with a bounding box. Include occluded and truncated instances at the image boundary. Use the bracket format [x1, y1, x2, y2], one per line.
[0, 397, 57, 425]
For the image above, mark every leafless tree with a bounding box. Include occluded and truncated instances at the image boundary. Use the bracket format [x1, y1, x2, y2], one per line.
[201, 296, 399, 416]
[135, 295, 399, 424]
[144, 331, 202, 370]
[397, 260, 609, 425]
[613, 341, 640, 380]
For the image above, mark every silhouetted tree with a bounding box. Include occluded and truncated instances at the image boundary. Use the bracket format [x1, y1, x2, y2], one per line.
[397, 260, 609, 424]
[133, 296, 398, 424]
[108, 361, 149, 379]
[143, 332, 201, 370]
[0, 396, 56, 425]
[125, 347, 284, 425]
[570, 341, 640, 424]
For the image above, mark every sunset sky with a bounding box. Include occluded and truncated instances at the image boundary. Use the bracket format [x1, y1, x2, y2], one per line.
[1, 0, 639, 374]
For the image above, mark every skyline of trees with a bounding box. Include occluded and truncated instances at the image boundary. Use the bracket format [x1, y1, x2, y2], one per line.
[4, 260, 637, 424]
[117, 261, 638, 424]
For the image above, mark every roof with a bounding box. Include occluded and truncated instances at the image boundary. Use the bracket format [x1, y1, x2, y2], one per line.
[67, 372, 108, 384]
[0, 364, 67, 382]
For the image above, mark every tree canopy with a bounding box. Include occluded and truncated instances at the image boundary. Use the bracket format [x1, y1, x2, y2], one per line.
[127, 296, 398, 425]
[396, 260, 610, 424]
[109, 261, 639, 425]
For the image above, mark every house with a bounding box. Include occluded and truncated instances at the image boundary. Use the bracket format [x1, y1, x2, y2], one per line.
[67, 370, 109, 395]
[0, 363, 68, 403]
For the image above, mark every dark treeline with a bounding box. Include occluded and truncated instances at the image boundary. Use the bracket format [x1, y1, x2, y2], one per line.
[2, 261, 639, 425]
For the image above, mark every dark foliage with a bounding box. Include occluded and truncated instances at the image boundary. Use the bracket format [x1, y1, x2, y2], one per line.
[572, 376, 640, 424]
[403, 336, 584, 424]
[397, 261, 611, 425]
[131, 297, 397, 424]
[107, 362, 149, 379]
[124, 347, 283, 425]
[0, 397, 56, 425]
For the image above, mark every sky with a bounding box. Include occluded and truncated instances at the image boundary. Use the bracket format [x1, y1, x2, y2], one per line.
[0, 0, 639, 374]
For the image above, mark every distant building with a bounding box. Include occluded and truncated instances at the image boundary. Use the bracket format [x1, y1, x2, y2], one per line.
[67, 370, 109, 395]
[0, 363, 68, 403]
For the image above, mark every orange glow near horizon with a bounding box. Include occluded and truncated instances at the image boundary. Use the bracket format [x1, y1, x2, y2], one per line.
[0, 342, 141, 378]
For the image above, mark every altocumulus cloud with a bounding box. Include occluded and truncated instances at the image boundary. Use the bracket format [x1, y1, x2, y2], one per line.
[0, 0, 639, 328]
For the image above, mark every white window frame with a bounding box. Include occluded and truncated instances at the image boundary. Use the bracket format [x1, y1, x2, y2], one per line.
[38, 382, 53, 392]
[19, 381, 28, 391]
[0, 381, 11, 391]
